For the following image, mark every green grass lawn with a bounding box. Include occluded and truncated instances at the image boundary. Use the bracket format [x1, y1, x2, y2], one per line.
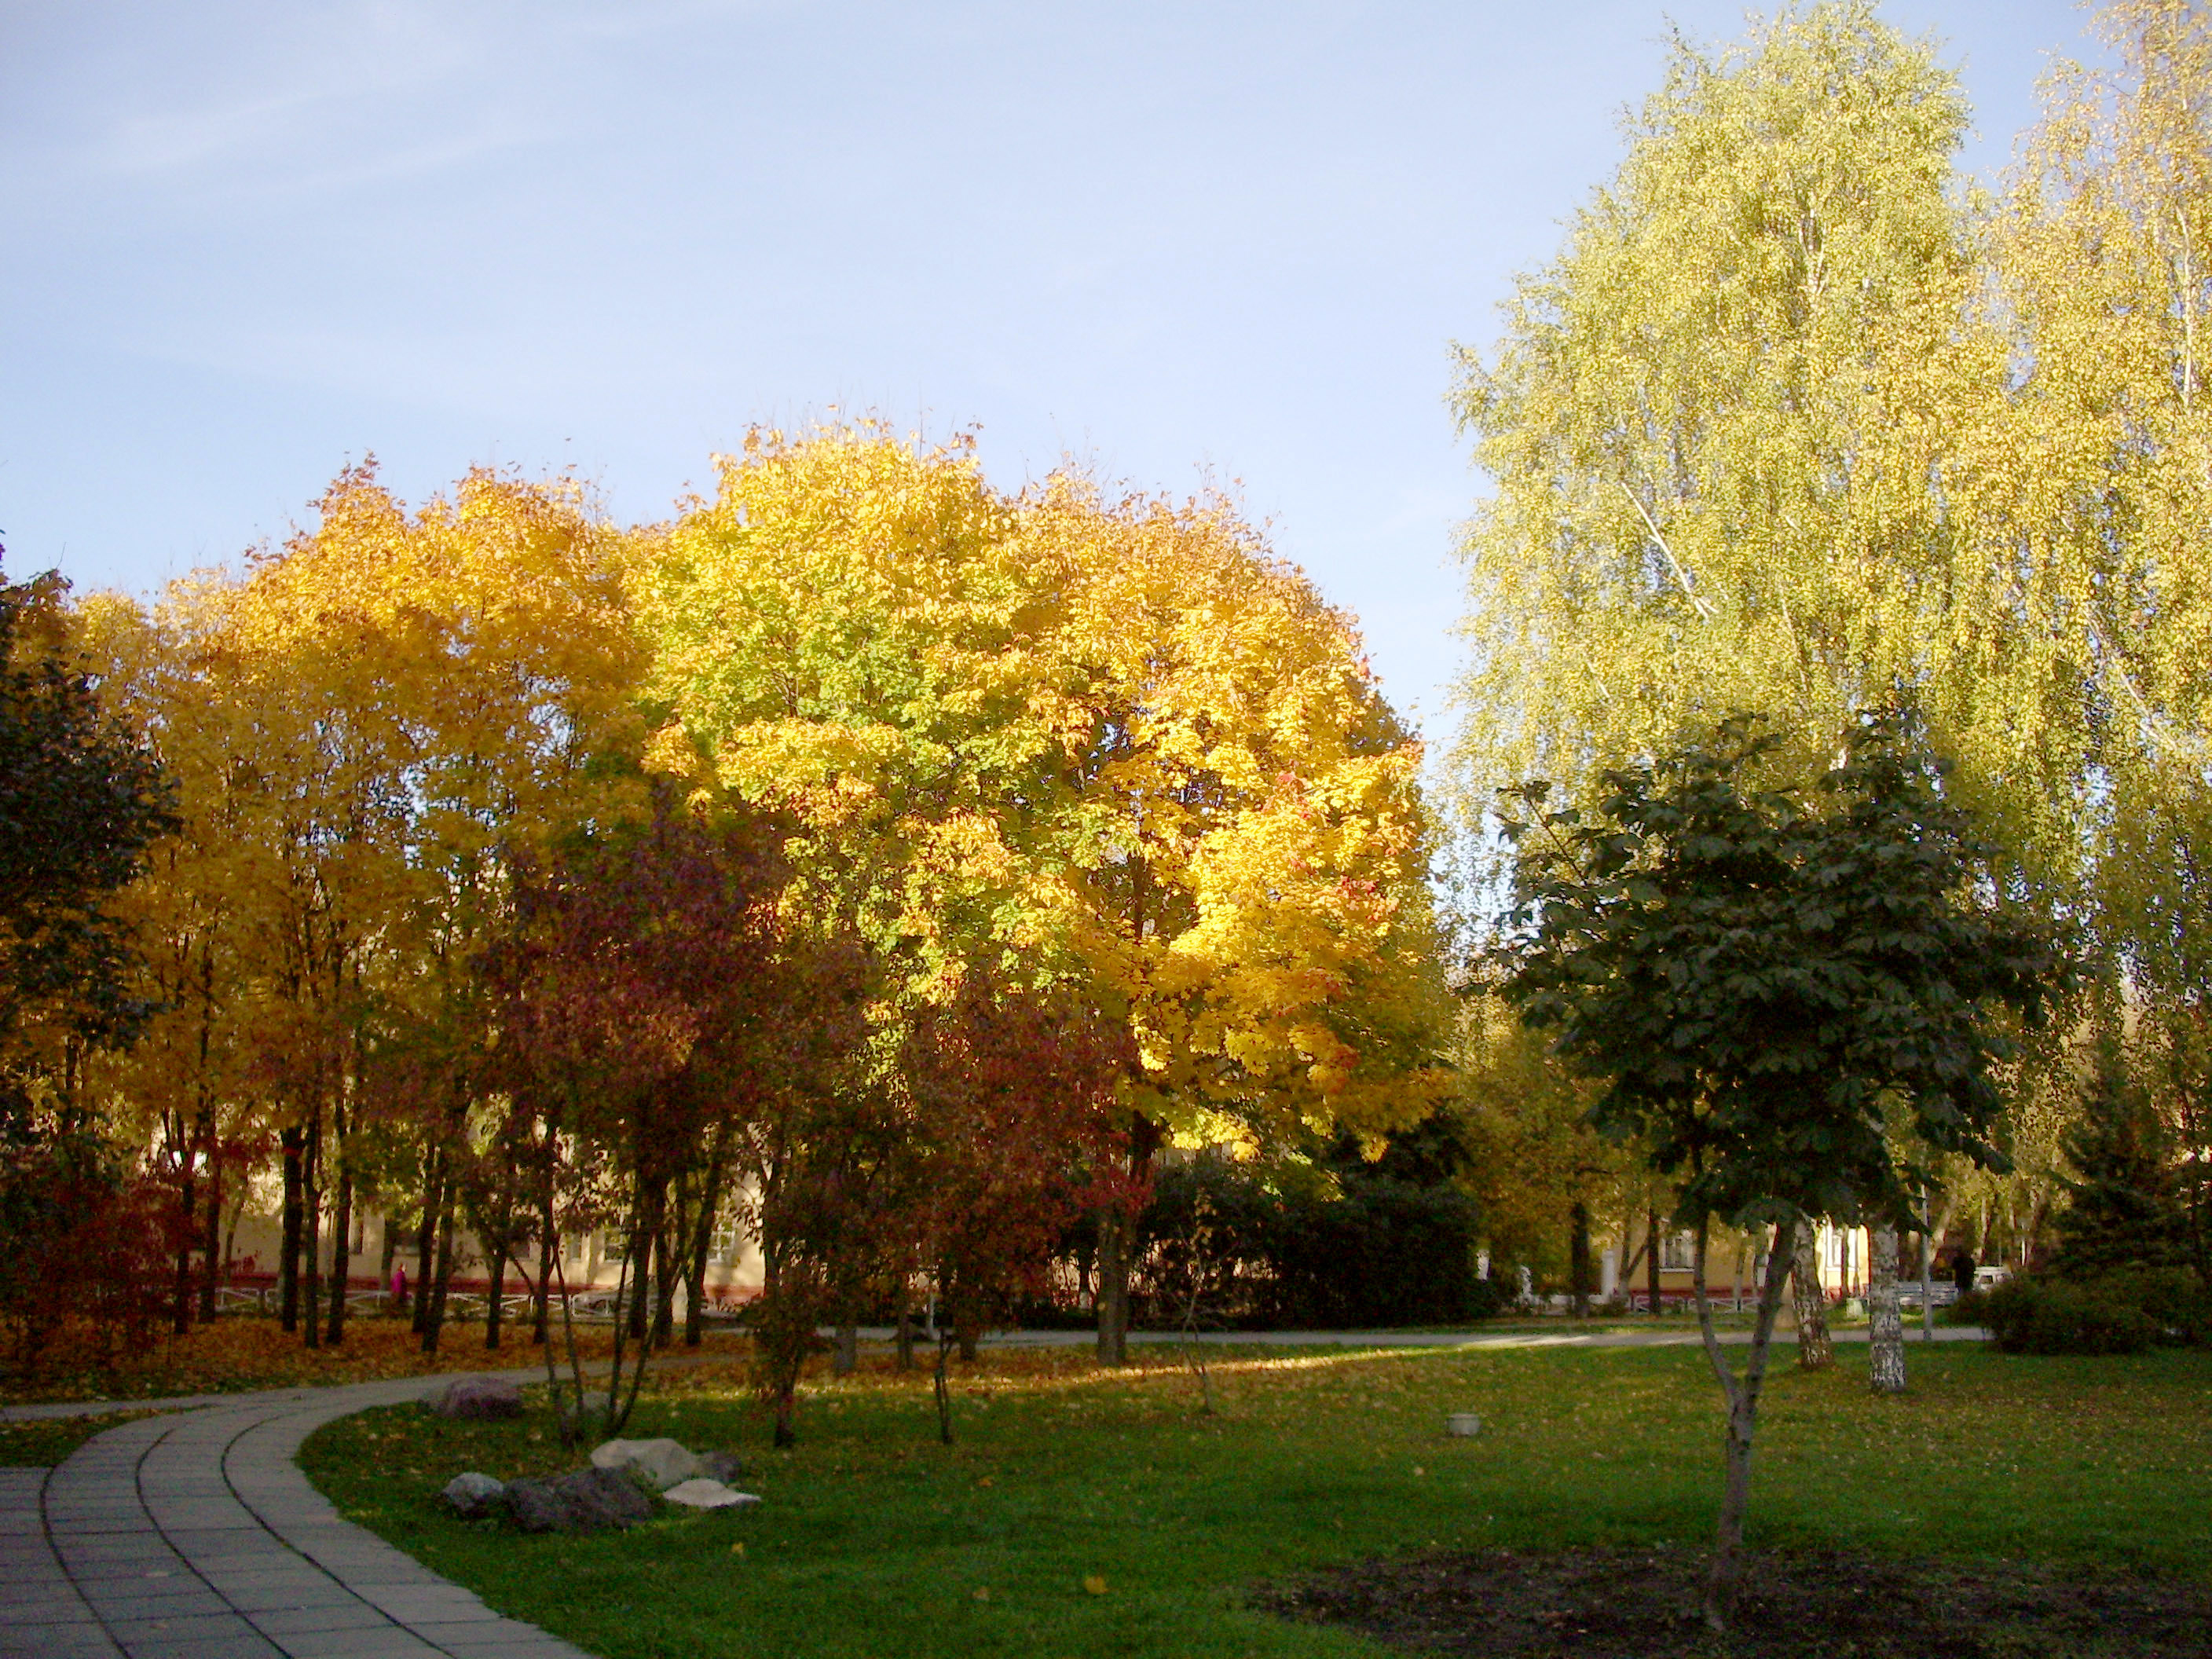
[299, 1340, 2212, 1659]
[0, 1411, 161, 1467]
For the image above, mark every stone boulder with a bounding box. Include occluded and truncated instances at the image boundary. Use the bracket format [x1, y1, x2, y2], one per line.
[505, 1467, 655, 1533]
[589, 1436, 700, 1491]
[661, 1478, 761, 1511]
[430, 1376, 525, 1420]
[441, 1472, 508, 1519]
[697, 1449, 749, 1485]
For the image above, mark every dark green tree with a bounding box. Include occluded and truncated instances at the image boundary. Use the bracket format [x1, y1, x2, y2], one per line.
[1492, 711, 2056, 1630]
[0, 555, 176, 1133]
[2049, 1043, 2189, 1280]
[0, 553, 178, 1369]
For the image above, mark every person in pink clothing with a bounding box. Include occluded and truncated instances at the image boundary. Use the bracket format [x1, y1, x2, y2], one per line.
[390, 1262, 408, 1311]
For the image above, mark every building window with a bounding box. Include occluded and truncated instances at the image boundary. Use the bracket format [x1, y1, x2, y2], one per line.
[1661, 1230, 1696, 1271]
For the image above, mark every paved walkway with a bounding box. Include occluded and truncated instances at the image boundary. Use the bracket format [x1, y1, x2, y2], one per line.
[0, 1374, 590, 1659]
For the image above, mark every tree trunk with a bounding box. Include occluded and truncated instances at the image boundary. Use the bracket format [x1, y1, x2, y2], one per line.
[1698, 1218, 1796, 1631]
[422, 1168, 456, 1356]
[1095, 1111, 1160, 1365]
[172, 1144, 196, 1335]
[1569, 1200, 1592, 1317]
[1094, 1205, 1130, 1365]
[485, 1241, 507, 1352]
[535, 1129, 558, 1346]
[1868, 1220, 1905, 1393]
[650, 1216, 677, 1349]
[325, 1115, 352, 1346]
[412, 1148, 439, 1335]
[895, 1292, 916, 1372]
[1646, 1206, 1664, 1313]
[378, 1210, 398, 1300]
[1789, 1218, 1833, 1370]
[279, 1124, 304, 1333]
[627, 1192, 658, 1344]
[684, 1225, 712, 1350]
[198, 1144, 222, 1322]
[1917, 1188, 1936, 1342]
[932, 1331, 955, 1445]
[300, 1112, 322, 1350]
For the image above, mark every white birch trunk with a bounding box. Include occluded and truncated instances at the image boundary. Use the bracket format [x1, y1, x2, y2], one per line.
[1789, 1217, 1833, 1369]
[1868, 1220, 1906, 1393]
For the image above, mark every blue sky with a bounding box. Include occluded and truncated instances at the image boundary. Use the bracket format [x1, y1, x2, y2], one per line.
[2, 2, 2097, 732]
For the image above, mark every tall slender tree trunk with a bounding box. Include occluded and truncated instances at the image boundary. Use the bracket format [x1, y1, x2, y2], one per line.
[199, 1143, 222, 1322]
[1868, 1220, 1905, 1393]
[895, 1289, 917, 1372]
[1646, 1205, 1663, 1314]
[651, 1218, 678, 1349]
[1917, 1186, 1936, 1342]
[1569, 1200, 1592, 1317]
[1095, 1110, 1160, 1366]
[379, 1211, 398, 1299]
[412, 1148, 439, 1336]
[627, 1179, 660, 1343]
[535, 1141, 557, 1346]
[684, 1163, 720, 1349]
[279, 1124, 305, 1333]
[325, 1103, 352, 1346]
[1698, 1218, 1795, 1632]
[1095, 1206, 1130, 1365]
[485, 1240, 507, 1352]
[1790, 1217, 1833, 1370]
[325, 1164, 352, 1345]
[301, 1111, 323, 1350]
[172, 1129, 196, 1335]
[423, 1164, 457, 1356]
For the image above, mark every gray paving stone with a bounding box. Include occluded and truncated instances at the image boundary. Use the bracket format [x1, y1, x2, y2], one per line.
[0, 1591, 101, 1617]
[0, 1625, 120, 1658]
[247, 1602, 399, 1637]
[54, 1537, 177, 1562]
[423, 1624, 589, 1655]
[278, 1628, 447, 1659]
[207, 1580, 365, 1614]
[357, 1586, 498, 1621]
[103, 1611, 263, 1642]
[112, 1633, 284, 1659]
[75, 1585, 229, 1614]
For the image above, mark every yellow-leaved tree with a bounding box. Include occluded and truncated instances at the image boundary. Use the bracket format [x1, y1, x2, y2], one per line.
[639, 426, 1450, 1361]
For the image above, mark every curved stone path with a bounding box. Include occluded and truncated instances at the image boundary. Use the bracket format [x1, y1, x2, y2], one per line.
[0, 1375, 588, 1659]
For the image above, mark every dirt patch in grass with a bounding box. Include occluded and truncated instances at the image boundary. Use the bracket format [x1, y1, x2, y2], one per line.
[1258, 1544, 2212, 1657]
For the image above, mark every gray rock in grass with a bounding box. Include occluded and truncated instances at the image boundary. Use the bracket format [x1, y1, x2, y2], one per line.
[696, 1449, 749, 1485]
[441, 1471, 508, 1518]
[661, 1478, 760, 1510]
[506, 1466, 655, 1533]
[589, 1436, 701, 1491]
[430, 1376, 526, 1420]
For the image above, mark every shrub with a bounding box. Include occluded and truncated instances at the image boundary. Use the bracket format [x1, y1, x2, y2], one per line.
[1134, 1160, 1498, 1330]
[0, 1130, 174, 1373]
[1968, 1276, 2158, 1356]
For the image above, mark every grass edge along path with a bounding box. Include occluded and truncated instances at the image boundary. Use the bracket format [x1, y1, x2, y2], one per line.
[299, 1339, 2212, 1659]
